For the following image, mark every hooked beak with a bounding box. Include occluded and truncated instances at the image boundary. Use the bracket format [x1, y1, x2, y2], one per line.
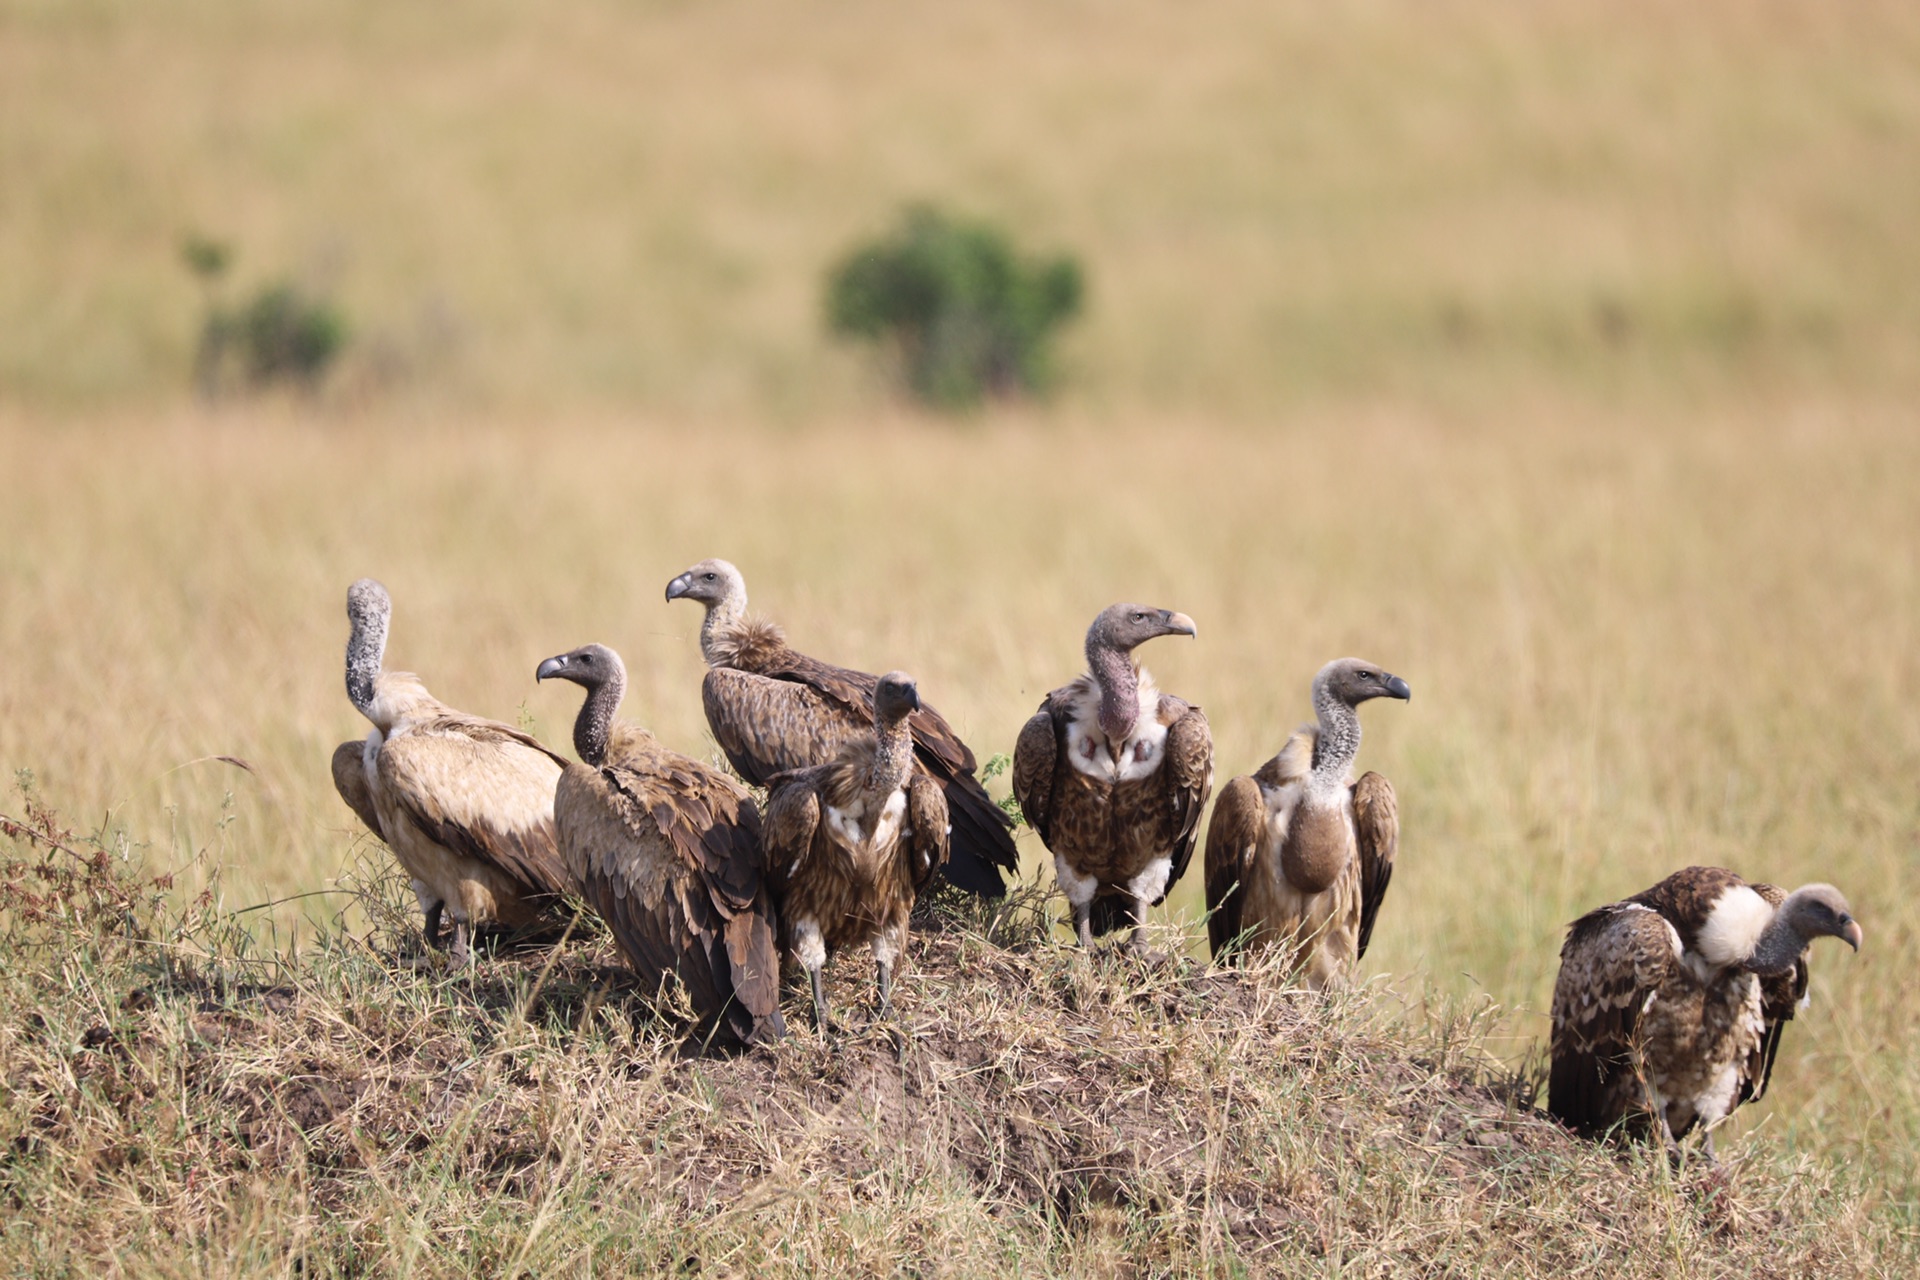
[1385, 674, 1412, 701]
[535, 655, 568, 681]
[1842, 920, 1864, 952]
[1164, 610, 1197, 638]
[664, 573, 691, 603]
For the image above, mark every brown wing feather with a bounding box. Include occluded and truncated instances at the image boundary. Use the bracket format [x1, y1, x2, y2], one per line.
[1011, 701, 1064, 845]
[906, 773, 951, 895]
[761, 767, 827, 900]
[703, 668, 859, 786]
[375, 718, 572, 899]
[1160, 700, 1214, 893]
[1203, 774, 1263, 960]
[331, 739, 384, 839]
[1548, 903, 1682, 1134]
[1350, 771, 1398, 960]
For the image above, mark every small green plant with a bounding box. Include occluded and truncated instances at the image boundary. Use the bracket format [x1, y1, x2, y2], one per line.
[826, 205, 1083, 409]
[181, 236, 347, 397]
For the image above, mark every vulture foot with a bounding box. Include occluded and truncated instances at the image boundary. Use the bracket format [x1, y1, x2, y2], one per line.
[450, 920, 473, 970]
[875, 961, 895, 1020]
[422, 900, 447, 951]
[1072, 902, 1095, 950]
[808, 967, 831, 1034]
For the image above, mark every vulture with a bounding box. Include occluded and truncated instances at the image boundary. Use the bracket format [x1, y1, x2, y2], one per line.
[1548, 866, 1862, 1159]
[664, 558, 1016, 898]
[1012, 604, 1213, 951]
[329, 578, 572, 965]
[536, 644, 786, 1048]
[1203, 658, 1410, 986]
[761, 671, 949, 1030]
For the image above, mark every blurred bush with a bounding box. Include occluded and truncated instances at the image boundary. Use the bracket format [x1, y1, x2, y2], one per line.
[826, 205, 1083, 409]
[183, 237, 347, 398]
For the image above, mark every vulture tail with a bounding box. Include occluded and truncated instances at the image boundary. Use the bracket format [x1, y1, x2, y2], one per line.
[1088, 894, 1139, 938]
[938, 776, 1019, 899]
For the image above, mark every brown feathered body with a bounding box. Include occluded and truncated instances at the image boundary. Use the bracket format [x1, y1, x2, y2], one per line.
[1013, 666, 1213, 940]
[762, 697, 949, 1025]
[1549, 867, 1820, 1147]
[553, 722, 786, 1047]
[695, 614, 1013, 899]
[1203, 729, 1398, 988]
[334, 672, 572, 939]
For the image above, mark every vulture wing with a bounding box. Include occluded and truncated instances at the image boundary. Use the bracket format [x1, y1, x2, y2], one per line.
[1350, 771, 1398, 960]
[1741, 881, 1810, 1107]
[375, 717, 572, 900]
[706, 663, 1017, 896]
[331, 738, 384, 839]
[762, 768, 827, 900]
[1160, 699, 1214, 894]
[1011, 699, 1065, 845]
[1548, 902, 1683, 1133]
[905, 773, 952, 895]
[1203, 774, 1264, 960]
[582, 755, 786, 1047]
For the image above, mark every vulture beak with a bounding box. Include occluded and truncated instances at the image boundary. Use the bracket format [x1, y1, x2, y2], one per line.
[1385, 674, 1412, 701]
[1842, 919, 1864, 952]
[535, 655, 568, 681]
[1163, 611, 1198, 638]
[664, 573, 690, 602]
[907, 685, 923, 713]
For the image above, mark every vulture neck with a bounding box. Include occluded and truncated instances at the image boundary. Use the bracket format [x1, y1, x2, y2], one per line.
[697, 592, 748, 667]
[870, 707, 915, 793]
[345, 607, 388, 718]
[572, 672, 626, 767]
[1309, 681, 1361, 787]
[1087, 642, 1142, 746]
[1746, 904, 1809, 977]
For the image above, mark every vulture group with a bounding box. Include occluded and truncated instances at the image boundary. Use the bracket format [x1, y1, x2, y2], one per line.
[327, 567, 1862, 1162]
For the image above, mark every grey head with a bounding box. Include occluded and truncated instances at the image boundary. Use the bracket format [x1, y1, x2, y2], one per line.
[344, 577, 394, 715]
[535, 643, 627, 693]
[664, 558, 747, 610]
[1085, 603, 1198, 660]
[873, 670, 922, 725]
[1756, 883, 1863, 971]
[1313, 658, 1412, 708]
[536, 643, 628, 766]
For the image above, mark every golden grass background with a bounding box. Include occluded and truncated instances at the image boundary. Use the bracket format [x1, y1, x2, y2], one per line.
[3, 0, 1919, 1248]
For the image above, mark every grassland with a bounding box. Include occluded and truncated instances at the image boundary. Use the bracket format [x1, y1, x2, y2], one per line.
[4, 0, 1920, 1272]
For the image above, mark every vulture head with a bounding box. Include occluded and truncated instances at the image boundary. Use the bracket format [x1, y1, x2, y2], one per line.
[344, 577, 393, 715]
[1315, 658, 1412, 708]
[1746, 883, 1863, 975]
[1085, 604, 1198, 661]
[665, 559, 748, 611]
[873, 670, 923, 725]
[536, 644, 628, 765]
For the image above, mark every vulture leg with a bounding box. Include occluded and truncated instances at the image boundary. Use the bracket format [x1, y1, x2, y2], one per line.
[1073, 900, 1094, 950]
[873, 920, 903, 1019]
[422, 900, 446, 951]
[1700, 1128, 1718, 1166]
[808, 966, 830, 1033]
[450, 919, 473, 969]
[875, 961, 894, 1019]
[1128, 895, 1153, 955]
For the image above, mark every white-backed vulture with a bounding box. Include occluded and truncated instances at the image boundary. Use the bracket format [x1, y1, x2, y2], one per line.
[536, 644, 786, 1047]
[761, 671, 950, 1030]
[329, 578, 572, 965]
[1012, 604, 1213, 951]
[1203, 658, 1409, 986]
[1549, 866, 1861, 1159]
[665, 558, 1015, 899]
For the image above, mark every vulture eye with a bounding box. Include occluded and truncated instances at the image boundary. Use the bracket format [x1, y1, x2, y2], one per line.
[703, 573, 716, 581]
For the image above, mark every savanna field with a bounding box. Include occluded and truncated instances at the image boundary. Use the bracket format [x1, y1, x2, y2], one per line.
[3, 1, 1919, 1274]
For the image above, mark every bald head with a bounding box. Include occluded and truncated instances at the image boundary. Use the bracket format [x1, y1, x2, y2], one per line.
[1085, 604, 1198, 659]
[874, 670, 922, 724]
[665, 559, 747, 611]
[1313, 658, 1411, 708]
[536, 642, 627, 692]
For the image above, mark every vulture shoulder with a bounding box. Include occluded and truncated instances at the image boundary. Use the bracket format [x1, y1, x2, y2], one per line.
[1159, 697, 1214, 891]
[331, 737, 383, 839]
[375, 714, 571, 899]
[1203, 774, 1264, 959]
[761, 765, 828, 896]
[1351, 770, 1398, 960]
[1547, 902, 1684, 1133]
[1011, 696, 1067, 844]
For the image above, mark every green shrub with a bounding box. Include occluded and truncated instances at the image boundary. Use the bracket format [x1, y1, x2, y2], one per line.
[182, 237, 347, 397]
[826, 205, 1083, 409]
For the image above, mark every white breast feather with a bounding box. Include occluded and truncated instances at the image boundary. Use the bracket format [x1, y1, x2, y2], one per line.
[826, 789, 907, 855]
[1063, 669, 1169, 783]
